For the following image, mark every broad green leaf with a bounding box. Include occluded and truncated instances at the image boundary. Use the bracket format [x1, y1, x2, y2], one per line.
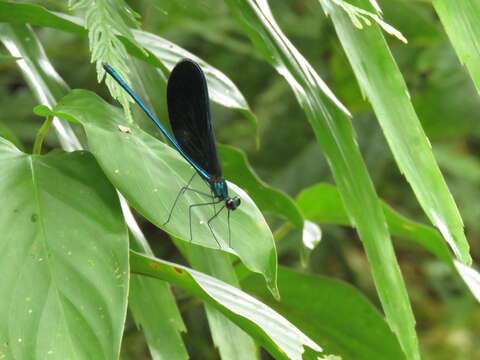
[319, 0, 471, 265]
[219, 144, 304, 228]
[130, 251, 322, 360]
[224, 1, 419, 358]
[39, 90, 278, 293]
[432, 0, 480, 93]
[0, 23, 189, 360]
[0, 1, 258, 136]
[0, 138, 128, 359]
[178, 242, 258, 360]
[241, 267, 405, 360]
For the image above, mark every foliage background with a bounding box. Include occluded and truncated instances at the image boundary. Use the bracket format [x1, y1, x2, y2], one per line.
[0, 0, 479, 359]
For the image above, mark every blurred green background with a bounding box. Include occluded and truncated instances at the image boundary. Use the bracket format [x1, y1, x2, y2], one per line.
[1, 0, 479, 359]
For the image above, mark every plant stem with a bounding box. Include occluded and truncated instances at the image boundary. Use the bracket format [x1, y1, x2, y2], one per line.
[32, 115, 53, 155]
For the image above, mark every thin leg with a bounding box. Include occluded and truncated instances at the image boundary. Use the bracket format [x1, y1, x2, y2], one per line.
[183, 187, 212, 198]
[163, 172, 211, 226]
[207, 205, 226, 248]
[227, 209, 231, 248]
[188, 200, 222, 244]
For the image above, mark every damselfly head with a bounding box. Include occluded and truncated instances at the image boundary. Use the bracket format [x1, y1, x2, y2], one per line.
[226, 196, 241, 211]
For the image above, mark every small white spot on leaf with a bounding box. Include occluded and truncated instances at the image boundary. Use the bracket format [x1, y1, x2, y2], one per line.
[118, 125, 131, 134]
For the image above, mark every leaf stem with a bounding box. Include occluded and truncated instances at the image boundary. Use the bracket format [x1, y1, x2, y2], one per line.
[33, 115, 53, 155]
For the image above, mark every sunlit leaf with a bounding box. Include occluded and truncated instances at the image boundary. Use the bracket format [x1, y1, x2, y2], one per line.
[38, 90, 278, 293]
[0, 138, 129, 359]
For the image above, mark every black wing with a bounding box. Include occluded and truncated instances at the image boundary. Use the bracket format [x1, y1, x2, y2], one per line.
[167, 59, 222, 179]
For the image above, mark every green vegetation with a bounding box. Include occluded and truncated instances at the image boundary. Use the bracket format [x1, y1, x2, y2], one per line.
[0, 1, 479, 359]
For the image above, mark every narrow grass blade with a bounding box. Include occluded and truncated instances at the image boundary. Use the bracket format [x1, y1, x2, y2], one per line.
[319, 0, 471, 264]
[224, 1, 420, 358]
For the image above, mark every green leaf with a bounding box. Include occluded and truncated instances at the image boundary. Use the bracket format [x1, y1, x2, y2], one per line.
[130, 251, 322, 360]
[224, 1, 419, 358]
[297, 183, 480, 303]
[432, 0, 480, 93]
[297, 183, 452, 263]
[0, 23, 189, 360]
[241, 267, 406, 360]
[219, 144, 304, 228]
[0, 138, 129, 359]
[44, 89, 278, 294]
[319, 0, 471, 265]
